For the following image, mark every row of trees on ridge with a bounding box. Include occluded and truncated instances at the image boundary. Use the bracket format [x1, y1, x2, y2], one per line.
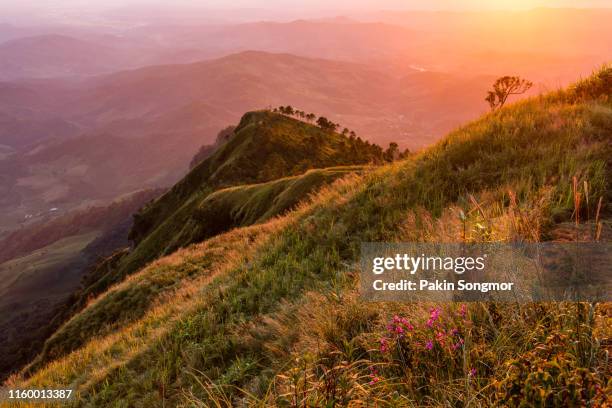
[271, 105, 409, 162]
[272, 106, 352, 134]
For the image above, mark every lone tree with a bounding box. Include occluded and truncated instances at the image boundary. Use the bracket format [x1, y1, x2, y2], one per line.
[485, 76, 533, 111]
[383, 142, 399, 162]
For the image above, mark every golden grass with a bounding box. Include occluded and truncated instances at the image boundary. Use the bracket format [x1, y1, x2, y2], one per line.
[6, 220, 289, 397]
[4, 66, 610, 407]
[5, 172, 366, 405]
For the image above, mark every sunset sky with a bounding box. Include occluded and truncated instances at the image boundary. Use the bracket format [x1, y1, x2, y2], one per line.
[5, 0, 612, 13]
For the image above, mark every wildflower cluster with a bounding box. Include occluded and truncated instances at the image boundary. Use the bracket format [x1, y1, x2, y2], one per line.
[382, 306, 467, 354]
[368, 366, 380, 385]
[374, 304, 473, 387]
[385, 315, 414, 338]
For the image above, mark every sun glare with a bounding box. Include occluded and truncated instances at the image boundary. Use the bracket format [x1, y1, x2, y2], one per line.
[458, 0, 554, 10]
[493, 0, 543, 9]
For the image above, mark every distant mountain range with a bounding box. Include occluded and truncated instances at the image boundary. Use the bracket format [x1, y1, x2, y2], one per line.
[2, 6, 608, 232]
[0, 51, 498, 233]
[0, 35, 139, 79]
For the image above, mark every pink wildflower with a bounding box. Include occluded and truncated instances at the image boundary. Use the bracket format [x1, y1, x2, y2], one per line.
[379, 338, 389, 353]
[459, 304, 468, 318]
[369, 366, 380, 385]
[468, 368, 476, 377]
[400, 317, 414, 331]
[427, 307, 441, 327]
[435, 331, 446, 346]
[387, 316, 413, 336]
[425, 340, 434, 350]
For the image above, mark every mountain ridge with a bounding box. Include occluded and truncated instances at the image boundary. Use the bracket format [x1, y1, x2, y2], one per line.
[9, 67, 610, 406]
[11, 111, 386, 375]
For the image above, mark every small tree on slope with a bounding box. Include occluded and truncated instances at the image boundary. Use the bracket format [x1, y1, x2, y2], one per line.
[485, 76, 533, 111]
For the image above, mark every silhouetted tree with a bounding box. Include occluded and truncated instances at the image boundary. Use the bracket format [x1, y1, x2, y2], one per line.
[306, 113, 316, 123]
[485, 76, 533, 111]
[317, 116, 335, 131]
[373, 144, 384, 162]
[383, 142, 401, 162]
[277, 105, 295, 115]
[381, 142, 410, 162]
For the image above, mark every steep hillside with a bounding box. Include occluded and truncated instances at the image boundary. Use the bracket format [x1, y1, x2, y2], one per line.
[25, 166, 367, 373]
[7, 67, 611, 406]
[165, 166, 367, 254]
[0, 189, 161, 381]
[53, 112, 383, 338]
[189, 125, 235, 170]
[130, 111, 383, 244]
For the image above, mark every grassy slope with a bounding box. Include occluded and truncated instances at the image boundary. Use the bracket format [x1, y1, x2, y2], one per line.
[130, 111, 382, 245]
[167, 166, 366, 251]
[25, 166, 366, 372]
[81, 112, 383, 304]
[8, 67, 611, 406]
[0, 232, 100, 381]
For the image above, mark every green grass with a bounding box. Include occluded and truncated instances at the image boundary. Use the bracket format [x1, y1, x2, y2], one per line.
[79, 113, 383, 307]
[26, 166, 366, 372]
[9, 66, 611, 407]
[130, 111, 383, 245]
[169, 166, 367, 250]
